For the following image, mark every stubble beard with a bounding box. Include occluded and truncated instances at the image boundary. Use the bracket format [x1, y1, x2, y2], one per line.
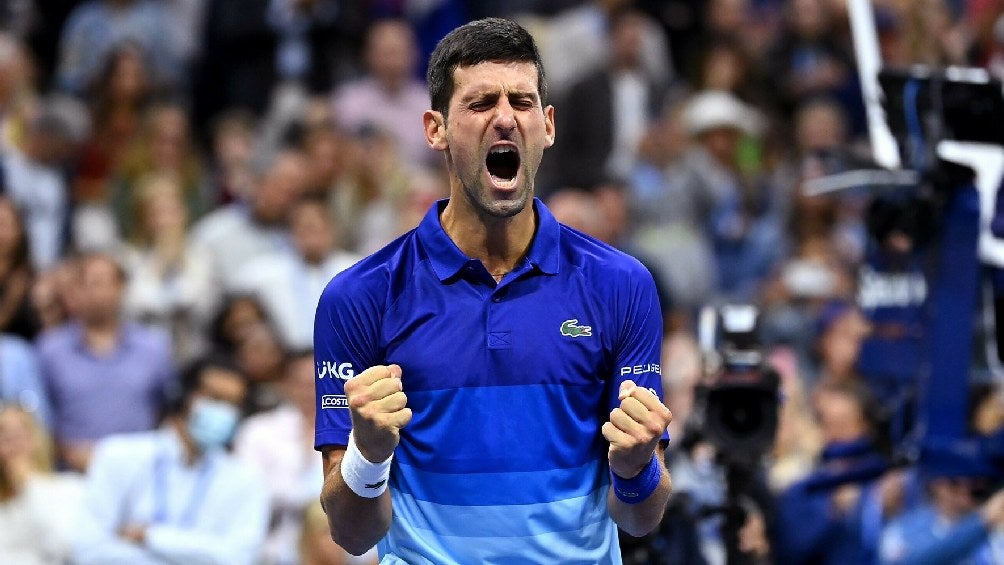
[463, 179, 532, 220]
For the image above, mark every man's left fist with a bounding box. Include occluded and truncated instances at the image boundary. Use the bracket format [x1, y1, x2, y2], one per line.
[601, 380, 672, 478]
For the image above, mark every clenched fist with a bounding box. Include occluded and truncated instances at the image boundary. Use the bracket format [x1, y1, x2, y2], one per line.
[602, 380, 673, 479]
[344, 364, 412, 463]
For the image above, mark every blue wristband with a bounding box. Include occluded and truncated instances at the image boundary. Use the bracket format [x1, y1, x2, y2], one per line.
[610, 454, 661, 504]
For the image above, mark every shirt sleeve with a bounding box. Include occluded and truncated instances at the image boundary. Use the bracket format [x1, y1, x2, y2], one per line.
[608, 263, 668, 440]
[313, 271, 384, 450]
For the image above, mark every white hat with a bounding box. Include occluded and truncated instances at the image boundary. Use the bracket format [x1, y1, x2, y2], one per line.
[683, 90, 764, 137]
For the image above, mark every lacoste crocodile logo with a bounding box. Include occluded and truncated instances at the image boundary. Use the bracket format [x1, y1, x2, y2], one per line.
[560, 319, 592, 337]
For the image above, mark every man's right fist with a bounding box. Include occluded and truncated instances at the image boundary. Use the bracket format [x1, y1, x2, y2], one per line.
[344, 364, 412, 463]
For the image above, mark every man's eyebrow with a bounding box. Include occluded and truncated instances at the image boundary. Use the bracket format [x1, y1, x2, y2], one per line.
[507, 90, 538, 101]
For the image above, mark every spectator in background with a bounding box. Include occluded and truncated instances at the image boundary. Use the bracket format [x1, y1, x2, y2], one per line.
[765, 0, 860, 130]
[236, 350, 375, 565]
[55, 0, 180, 95]
[807, 300, 872, 386]
[74, 354, 270, 565]
[0, 33, 38, 153]
[548, 7, 670, 192]
[267, 0, 341, 94]
[0, 198, 39, 340]
[72, 41, 152, 205]
[207, 292, 271, 358]
[890, 0, 975, 67]
[536, 0, 672, 103]
[775, 380, 890, 564]
[209, 109, 258, 205]
[0, 405, 84, 564]
[332, 19, 438, 171]
[36, 252, 176, 472]
[112, 101, 212, 237]
[0, 331, 50, 430]
[2, 98, 81, 272]
[354, 163, 449, 255]
[233, 196, 358, 351]
[235, 322, 287, 414]
[695, 36, 764, 106]
[634, 90, 781, 305]
[336, 125, 410, 254]
[29, 257, 79, 333]
[987, 14, 1004, 80]
[121, 173, 218, 363]
[879, 454, 1004, 564]
[191, 149, 307, 289]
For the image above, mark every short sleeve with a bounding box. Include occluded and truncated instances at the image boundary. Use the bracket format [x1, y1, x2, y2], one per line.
[313, 273, 384, 450]
[608, 265, 668, 440]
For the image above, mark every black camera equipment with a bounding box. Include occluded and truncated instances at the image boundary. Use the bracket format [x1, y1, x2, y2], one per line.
[691, 304, 779, 565]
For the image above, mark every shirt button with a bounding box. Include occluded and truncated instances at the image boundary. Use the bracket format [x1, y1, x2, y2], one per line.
[492, 295, 503, 303]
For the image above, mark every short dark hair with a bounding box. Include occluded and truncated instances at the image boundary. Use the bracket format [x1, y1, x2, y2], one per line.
[426, 17, 547, 117]
[167, 353, 245, 415]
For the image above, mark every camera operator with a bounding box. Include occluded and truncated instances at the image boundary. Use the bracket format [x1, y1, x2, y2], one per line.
[775, 380, 891, 564]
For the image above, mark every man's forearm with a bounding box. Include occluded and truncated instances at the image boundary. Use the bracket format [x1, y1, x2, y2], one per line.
[608, 461, 673, 537]
[320, 449, 393, 555]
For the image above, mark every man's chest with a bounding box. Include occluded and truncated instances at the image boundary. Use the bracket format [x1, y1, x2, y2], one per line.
[383, 277, 616, 392]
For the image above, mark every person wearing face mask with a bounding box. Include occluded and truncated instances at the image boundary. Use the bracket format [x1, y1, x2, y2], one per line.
[74, 355, 270, 565]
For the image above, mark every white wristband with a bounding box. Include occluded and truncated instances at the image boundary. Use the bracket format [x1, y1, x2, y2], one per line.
[340, 431, 393, 498]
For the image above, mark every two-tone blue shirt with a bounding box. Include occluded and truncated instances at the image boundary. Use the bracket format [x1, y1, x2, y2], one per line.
[314, 198, 665, 564]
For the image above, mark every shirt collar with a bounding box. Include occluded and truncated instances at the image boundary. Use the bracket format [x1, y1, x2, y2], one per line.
[69, 320, 134, 356]
[418, 197, 560, 282]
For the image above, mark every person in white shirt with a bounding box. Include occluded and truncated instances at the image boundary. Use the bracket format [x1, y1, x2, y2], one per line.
[191, 149, 309, 290]
[0, 404, 83, 565]
[74, 355, 270, 565]
[232, 195, 358, 350]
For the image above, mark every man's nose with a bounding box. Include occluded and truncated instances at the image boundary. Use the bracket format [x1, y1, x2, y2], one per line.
[493, 100, 516, 135]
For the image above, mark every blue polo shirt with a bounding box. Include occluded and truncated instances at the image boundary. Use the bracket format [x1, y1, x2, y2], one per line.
[314, 198, 665, 564]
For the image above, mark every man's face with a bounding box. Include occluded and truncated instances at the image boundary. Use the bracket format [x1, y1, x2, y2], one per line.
[77, 257, 124, 322]
[428, 61, 555, 219]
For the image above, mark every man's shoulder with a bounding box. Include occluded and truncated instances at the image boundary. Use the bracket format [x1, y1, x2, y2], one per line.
[35, 323, 79, 352]
[319, 231, 417, 306]
[559, 225, 651, 282]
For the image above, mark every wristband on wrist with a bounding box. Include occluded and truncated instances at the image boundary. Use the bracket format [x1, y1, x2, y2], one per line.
[610, 454, 661, 504]
[340, 431, 393, 498]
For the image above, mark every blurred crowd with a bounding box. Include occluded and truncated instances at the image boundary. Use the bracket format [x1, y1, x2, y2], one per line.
[1, 0, 1004, 564]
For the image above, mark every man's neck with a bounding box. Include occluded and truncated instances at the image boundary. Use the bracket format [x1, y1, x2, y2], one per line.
[82, 318, 121, 355]
[440, 197, 537, 277]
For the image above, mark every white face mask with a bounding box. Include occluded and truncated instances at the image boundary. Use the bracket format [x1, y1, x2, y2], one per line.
[187, 398, 240, 451]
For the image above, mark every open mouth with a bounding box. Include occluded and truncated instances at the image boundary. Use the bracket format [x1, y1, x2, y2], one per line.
[486, 145, 520, 185]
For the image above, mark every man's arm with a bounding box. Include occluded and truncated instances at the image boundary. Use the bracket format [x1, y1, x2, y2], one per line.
[318, 364, 412, 556]
[603, 380, 674, 537]
[607, 443, 672, 536]
[320, 446, 393, 555]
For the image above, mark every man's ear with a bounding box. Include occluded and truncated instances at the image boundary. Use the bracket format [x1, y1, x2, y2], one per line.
[543, 105, 555, 148]
[424, 110, 448, 151]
